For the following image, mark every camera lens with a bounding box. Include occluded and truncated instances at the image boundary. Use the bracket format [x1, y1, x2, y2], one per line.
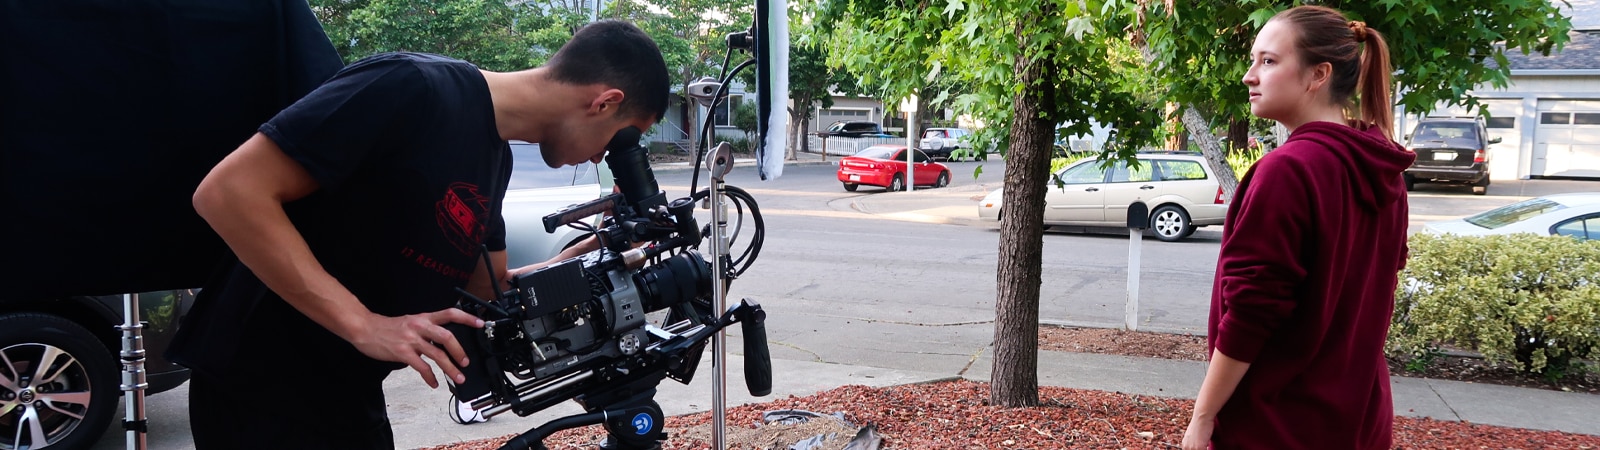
[634, 252, 711, 312]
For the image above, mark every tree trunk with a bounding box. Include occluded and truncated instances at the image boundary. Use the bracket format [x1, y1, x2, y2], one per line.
[1166, 103, 1187, 151]
[991, 32, 1054, 409]
[1227, 117, 1249, 154]
[801, 115, 811, 154]
[913, 87, 932, 149]
[1183, 106, 1239, 200]
[787, 104, 804, 160]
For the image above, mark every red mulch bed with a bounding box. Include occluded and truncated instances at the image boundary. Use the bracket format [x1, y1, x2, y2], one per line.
[425, 379, 1600, 450]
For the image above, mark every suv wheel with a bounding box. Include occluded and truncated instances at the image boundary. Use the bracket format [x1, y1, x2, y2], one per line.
[0, 313, 118, 450]
[1150, 205, 1194, 242]
[1403, 173, 1416, 191]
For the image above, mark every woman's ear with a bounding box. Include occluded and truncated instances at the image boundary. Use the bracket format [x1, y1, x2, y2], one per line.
[1308, 62, 1333, 93]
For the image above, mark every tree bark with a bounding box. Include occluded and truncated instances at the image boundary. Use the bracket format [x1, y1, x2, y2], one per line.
[1227, 116, 1249, 154]
[990, 28, 1053, 408]
[787, 104, 805, 160]
[1183, 106, 1239, 200]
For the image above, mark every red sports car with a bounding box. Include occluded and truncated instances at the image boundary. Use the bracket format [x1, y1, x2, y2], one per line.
[837, 145, 951, 192]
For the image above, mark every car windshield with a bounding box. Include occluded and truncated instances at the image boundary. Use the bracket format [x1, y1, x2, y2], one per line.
[1463, 198, 1566, 229]
[508, 142, 597, 190]
[855, 146, 900, 159]
[923, 130, 946, 139]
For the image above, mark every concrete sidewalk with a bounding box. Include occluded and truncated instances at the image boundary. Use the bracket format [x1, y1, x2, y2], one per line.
[93, 154, 1599, 450]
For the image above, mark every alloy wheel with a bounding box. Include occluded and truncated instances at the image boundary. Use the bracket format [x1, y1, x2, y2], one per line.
[1, 343, 95, 450]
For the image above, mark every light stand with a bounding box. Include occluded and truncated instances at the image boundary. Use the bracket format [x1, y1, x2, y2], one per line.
[685, 76, 737, 449]
[118, 293, 148, 450]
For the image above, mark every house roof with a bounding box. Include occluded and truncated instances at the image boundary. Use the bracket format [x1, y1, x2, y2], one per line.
[1500, 0, 1600, 71]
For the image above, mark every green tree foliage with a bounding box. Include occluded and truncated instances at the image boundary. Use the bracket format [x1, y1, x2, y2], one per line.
[733, 101, 759, 143]
[1132, 0, 1573, 198]
[309, 0, 588, 72]
[822, 0, 1164, 407]
[607, 0, 753, 143]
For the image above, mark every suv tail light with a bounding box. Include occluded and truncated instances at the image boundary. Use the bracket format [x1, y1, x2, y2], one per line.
[1214, 187, 1226, 204]
[1474, 149, 1486, 163]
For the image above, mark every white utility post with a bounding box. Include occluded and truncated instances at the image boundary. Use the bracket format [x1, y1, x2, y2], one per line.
[1125, 202, 1149, 331]
[900, 95, 917, 192]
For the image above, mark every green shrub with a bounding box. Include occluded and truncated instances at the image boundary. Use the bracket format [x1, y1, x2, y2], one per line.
[1388, 233, 1600, 378]
[1227, 147, 1263, 177]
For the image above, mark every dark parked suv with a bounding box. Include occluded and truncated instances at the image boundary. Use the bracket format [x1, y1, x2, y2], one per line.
[1403, 116, 1500, 195]
[1, 291, 195, 449]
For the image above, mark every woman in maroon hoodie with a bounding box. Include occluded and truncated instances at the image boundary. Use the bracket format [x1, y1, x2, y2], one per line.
[1180, 6, 1417, 450]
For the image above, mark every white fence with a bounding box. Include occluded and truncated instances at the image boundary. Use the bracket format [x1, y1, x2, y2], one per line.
[805, 135, 906, 156]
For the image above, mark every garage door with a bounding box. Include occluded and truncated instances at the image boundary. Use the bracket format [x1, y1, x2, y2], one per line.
[1533, 100, 1600, 178]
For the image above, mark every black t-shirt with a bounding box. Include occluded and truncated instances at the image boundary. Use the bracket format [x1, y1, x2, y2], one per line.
[169, 52, 512, 385]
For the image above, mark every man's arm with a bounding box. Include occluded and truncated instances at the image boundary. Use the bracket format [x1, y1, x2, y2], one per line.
[193, 132, 481, 389]
[465, 249, 510, 300]
[509, 236, 601, 276]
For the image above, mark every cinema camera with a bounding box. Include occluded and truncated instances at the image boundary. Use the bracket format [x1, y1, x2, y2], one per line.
[447, 127, 772, 450]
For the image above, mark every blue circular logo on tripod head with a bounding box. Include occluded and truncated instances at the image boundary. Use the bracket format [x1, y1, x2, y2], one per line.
[632, 413, 653, 435]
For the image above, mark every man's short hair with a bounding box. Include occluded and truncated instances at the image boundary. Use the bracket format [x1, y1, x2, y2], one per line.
[545, 20, 670, 123]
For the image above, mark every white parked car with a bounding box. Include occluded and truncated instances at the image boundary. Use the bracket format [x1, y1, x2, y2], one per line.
[977, 152, 1229, 241]
[502, 141, 612, 268]
[1421, 192, 1600, 240]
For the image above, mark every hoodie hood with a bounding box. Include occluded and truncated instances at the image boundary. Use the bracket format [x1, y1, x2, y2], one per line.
[1282, 121, 1416, 211]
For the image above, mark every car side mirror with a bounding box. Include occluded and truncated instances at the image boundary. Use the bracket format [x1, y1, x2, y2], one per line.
[1403, 133, 1412, 141]
[1489, 137, 1503, 145]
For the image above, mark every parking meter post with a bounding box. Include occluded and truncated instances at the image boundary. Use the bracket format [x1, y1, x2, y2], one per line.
[1125, 202, 1150, 332]
[819, 132, 827, 162]
[119, 293, 148, 450]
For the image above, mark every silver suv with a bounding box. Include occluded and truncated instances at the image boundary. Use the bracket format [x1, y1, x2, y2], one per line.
[919, 127, 972, 161]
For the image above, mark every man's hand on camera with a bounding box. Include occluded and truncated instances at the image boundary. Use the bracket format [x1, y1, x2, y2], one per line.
[348, 309, 484, 389]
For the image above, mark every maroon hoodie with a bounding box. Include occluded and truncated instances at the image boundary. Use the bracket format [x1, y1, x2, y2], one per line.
[1207, 121, 1416, 449]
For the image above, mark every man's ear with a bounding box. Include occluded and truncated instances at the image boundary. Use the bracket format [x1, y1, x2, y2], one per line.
[589, 88, 626, 116]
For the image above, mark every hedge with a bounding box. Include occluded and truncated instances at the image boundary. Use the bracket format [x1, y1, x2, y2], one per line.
[1388, 233, 1600, 378]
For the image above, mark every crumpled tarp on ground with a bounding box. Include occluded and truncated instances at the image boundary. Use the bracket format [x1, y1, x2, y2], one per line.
[760, 409, 881, 450]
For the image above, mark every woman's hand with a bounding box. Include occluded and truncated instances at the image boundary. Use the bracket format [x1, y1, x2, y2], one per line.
[1181, 415, 1214, 450]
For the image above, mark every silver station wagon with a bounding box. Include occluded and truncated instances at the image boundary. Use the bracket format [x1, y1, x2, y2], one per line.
[978, 152, 1229, 241]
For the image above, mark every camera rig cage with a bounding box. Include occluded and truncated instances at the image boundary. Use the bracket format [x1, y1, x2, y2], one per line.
[446, 127, 772, 450]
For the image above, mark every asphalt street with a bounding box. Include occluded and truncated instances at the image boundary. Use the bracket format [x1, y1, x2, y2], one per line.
[92, 155, 1600, 449]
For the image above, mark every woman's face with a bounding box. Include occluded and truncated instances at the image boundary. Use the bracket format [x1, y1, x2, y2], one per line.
[1243, 20, 1319, 124]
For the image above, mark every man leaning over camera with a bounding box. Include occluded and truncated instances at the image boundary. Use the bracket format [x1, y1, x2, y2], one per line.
[167, 20, 670, 450]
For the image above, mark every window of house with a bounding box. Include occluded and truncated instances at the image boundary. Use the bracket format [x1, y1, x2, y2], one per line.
[1541, 112, 1571, 124]
[1486, 117, 1515, 129]
[713, 95, 743, 126]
